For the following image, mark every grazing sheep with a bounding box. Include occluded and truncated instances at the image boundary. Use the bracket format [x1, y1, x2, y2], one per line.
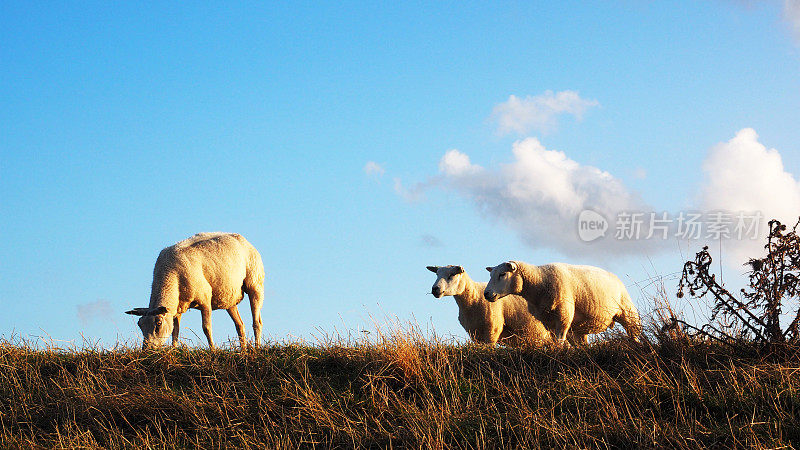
[126, 232, 265, 349]
[427, 265, 554, 346]
[484, 261, 640, 346]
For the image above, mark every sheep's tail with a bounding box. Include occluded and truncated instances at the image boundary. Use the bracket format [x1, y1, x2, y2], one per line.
[245, 245, 265, 290]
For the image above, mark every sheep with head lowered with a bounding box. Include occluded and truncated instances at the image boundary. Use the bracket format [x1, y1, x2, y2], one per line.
[126, 232, 265, 349]
[427, 265, 555, 346]
[484, 261, 640, 346]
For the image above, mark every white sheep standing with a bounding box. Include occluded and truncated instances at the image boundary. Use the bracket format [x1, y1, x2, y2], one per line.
[126, 232, 265, 349]
[484, 261, 641, 346]
[427, 265, 555, 346]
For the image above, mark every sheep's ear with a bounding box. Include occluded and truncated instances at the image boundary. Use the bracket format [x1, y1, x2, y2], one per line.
[151, 306, 168, 316]
[486, 266, 493, 273]
[426, 266, 439, 273]
[126, 308, 149, 316]
[504, 261, 517, 272]
[454, 266, 464, 274]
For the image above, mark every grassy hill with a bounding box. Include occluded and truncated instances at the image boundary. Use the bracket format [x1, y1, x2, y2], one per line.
[2, 327, 800, 449]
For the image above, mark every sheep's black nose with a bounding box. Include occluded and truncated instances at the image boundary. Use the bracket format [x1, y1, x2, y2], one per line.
[484, 291, 497, 302]
[432, 287, 442, 297]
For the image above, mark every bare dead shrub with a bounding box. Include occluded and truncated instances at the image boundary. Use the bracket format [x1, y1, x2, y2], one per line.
[677, 218, 800, 346]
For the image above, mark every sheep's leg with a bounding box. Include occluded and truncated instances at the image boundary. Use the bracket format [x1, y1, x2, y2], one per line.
[489, 313, 507, 346]
[552, 305, 574, 348]
[567, 332, 588, 346]
[613, 292, 642, 342]
[616, 309, 642, 342]
[493, 326, 509, 346]
[171, 314, 182, 347]
[246, 286, 264, 347]
[227, 306, 247, 348]
[553, 328, 572, 348]
[200, 305, 214, 348]
[477, 326, 503, 345]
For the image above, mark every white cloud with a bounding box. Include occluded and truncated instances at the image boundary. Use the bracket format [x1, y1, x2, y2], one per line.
[364, 161, 385, 177]
[439, 149, 481, 176]
[437, 138, 654, 256]
[76, 299, 114, 326]
[430, 129, 800, 262]
[700, 128, 800, 263]
[491, 91, 599, 136]
[420, 234, 444, 248]
[394, 177, 438, 203]
[785, 0, 800, 43]
[633, 167, 648, 180]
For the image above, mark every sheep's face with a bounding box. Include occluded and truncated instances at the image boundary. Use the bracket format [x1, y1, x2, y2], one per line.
[426, 265, 467, 298]
[484, 262, 522, 302]
[126, 306, 173, 349]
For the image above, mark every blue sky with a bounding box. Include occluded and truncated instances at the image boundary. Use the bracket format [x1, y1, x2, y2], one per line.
[2, 1, 799, 347]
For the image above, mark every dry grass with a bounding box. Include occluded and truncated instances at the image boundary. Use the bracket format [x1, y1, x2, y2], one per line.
[2, 290, 800, 450]
[3, 323, 800, 449]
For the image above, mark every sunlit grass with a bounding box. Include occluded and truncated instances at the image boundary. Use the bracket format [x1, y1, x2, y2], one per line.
[2, 302, 800, 448]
